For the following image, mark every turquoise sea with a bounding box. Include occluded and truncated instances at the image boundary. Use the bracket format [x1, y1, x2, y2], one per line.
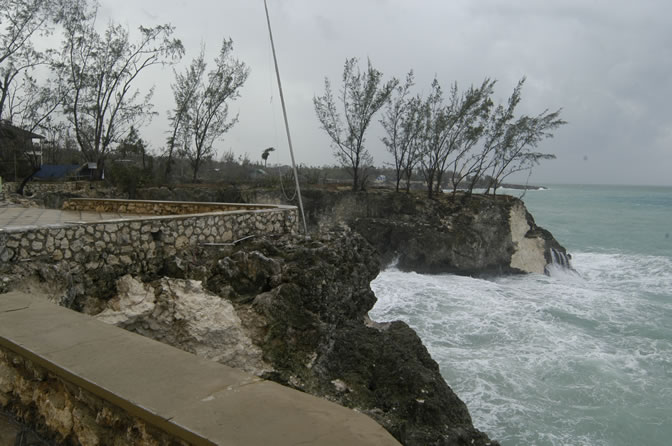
[371, 185, 672, 445]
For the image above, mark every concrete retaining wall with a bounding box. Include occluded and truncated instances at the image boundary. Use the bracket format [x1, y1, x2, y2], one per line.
[0, 346, 188, 446]
[0, 292, 399, 446]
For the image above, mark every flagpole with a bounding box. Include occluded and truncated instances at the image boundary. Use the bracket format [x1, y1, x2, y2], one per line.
[263, 0, 308, 235]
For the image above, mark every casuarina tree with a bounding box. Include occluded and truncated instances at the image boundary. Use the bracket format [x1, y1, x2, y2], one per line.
[57, 0, 184, 179]
[314, 58, 397, 190]
[170, 39, 248, 182]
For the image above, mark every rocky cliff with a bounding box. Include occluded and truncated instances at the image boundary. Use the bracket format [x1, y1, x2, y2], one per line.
[81, 184, 569, 276]
[2, 229, 497, 446]
[244, 188, 569, 276]
[93, 230, 496, 446]
[2, 185, 571, 445]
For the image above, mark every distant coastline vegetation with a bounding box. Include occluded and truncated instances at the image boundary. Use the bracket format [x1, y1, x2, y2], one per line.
[0, 0, 564, 198]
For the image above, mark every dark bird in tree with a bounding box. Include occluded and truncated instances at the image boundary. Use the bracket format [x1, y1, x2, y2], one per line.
[262, 147, 275, 167]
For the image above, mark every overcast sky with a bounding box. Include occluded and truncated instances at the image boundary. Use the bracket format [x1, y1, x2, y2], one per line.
[98, 0, 672, 186]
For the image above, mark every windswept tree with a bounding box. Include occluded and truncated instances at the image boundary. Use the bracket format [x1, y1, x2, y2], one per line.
[485, 80, 565, 195]
[57, 2, 184, 178]
[445, 79, 495, 195]
[314, 58, 397, 191]
[261, 146, 274, 167]
[380, 70, 424, 192]
[431, 79, 495, 196]
[165, 46, 201, 179]
[170, 39, 249, 182]
[417, 78, 450, 198]
[465, 78, 565, 195]
[416, 78, 496, 198]
[0, 0, 86, 192]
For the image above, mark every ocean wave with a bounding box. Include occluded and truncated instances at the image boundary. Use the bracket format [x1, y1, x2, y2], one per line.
[370, 251, 672, 446]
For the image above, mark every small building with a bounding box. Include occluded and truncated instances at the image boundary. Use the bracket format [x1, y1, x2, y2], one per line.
[0, 120, 45, 181]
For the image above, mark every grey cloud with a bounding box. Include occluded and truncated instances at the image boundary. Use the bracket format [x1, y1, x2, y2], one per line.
[101, 0, 672, 186]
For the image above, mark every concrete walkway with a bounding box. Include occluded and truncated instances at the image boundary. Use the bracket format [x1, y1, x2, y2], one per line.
[0, 205, 152, 230]
[0, 292, 400, 445]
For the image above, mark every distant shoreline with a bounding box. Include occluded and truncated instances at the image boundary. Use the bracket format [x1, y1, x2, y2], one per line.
[499, 183, 548, 191]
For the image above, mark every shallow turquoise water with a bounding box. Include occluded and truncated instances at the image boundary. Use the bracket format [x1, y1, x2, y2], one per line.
[522, 184, 672, 256]
[371, 185, 672, 445]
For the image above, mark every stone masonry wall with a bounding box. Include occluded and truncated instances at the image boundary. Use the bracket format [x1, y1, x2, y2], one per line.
[61, 198, 275, 215]
[0, 207, 298, 269]
[0, 346, 189, 445]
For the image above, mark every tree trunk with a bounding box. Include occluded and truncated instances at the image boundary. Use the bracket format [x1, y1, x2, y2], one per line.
[95, 159, 105, 180]
[17, 167, 41, 196]
[192, 161, 199, 182]
[426, 170, 434, 199]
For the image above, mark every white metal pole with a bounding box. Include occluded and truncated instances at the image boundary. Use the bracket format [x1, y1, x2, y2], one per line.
[263, 0, 309, 235]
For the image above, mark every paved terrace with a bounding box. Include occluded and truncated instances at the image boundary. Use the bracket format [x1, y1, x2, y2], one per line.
[0, 204, 153, 230]
[0, 292, 399, 445]
[0, 199, 287, 231]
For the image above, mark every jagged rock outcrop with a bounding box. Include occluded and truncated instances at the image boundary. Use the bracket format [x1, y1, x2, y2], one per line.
[89, 230, 496, 446]
[351, 193, 568, 275]
[243, 187, 569, 275]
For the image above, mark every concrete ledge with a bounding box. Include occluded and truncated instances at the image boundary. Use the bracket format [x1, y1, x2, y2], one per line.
[62, 198, 288, 215]
[0, 292, 399, 445]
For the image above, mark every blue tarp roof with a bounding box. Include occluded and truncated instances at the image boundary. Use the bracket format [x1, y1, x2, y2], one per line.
[34, 164, 80, 179]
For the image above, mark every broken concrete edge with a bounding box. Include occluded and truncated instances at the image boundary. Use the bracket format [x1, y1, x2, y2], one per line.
[0, 306, 217, 445]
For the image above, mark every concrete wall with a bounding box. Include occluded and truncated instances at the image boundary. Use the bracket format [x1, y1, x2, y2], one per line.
[0, 346, 188, 446]
[0, 292, 399, 446]
[0, 202, 298, 269]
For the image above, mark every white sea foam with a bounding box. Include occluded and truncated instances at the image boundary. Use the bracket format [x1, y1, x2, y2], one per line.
[370, 252, 672, 446]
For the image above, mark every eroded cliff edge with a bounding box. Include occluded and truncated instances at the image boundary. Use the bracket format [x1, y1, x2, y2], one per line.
[2, 187, 569, 445]
[244, 188, 569, 275]
[2, 230, 496, 446]
[98, 184, 569, 276]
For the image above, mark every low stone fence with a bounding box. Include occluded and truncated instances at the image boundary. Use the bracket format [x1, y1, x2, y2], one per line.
[62, 197, 276, 215]
[0, 200, 298, 272]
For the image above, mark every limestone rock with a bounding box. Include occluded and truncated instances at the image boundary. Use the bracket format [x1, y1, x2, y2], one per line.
[346, 191, 568, 275]
[509, 201, 547, 274]
[97, 275, 268, 375]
